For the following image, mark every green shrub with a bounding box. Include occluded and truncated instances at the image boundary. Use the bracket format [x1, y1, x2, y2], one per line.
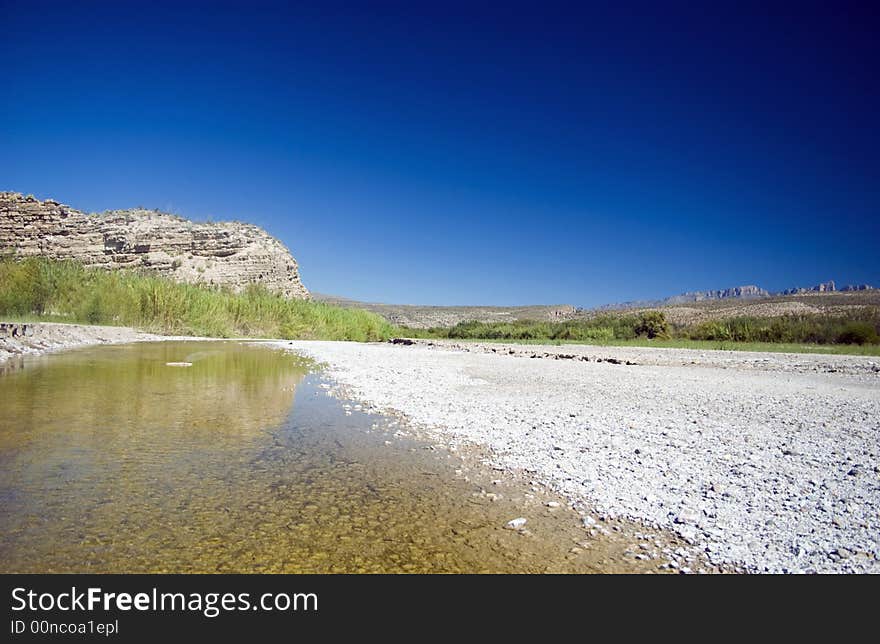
[438, 317, 638, 342]
[690, 320, 731, 341]
[685, 313, 880, 345]
[634, 311, 669, 339]
[837, 321, 880, 345]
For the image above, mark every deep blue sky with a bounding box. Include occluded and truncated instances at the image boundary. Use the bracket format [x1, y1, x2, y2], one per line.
[2, 1, 877, 306]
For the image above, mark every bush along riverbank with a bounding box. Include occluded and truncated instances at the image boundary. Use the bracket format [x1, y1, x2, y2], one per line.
[401, 310, 880, 353]
[0, 257, 394, 341]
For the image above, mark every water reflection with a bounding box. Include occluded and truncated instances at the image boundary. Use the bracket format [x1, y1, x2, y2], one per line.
[0, 342, 668, 573]
[1, 342, 306, 572]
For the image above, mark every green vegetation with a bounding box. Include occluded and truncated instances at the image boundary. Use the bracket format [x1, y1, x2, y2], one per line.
[4, 257, 878, 355]
[633, 311, 670, 339]
[686, 314, 880, 345]
[0, 257, 394, 341]
[837, 321, 880, 345]
[405, 314, 644, 342]
[405, 309, 880, 355]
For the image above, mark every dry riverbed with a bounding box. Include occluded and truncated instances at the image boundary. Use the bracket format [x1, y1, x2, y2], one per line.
[275, 339, 880, 573]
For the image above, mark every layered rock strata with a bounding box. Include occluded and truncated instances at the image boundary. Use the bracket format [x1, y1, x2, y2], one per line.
[0, 192, 309, 298]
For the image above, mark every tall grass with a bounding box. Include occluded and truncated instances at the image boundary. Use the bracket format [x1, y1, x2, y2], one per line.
[0, 257, 394, 341]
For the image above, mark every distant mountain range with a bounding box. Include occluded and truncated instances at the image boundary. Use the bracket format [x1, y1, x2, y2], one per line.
[597, 280, 876, 311]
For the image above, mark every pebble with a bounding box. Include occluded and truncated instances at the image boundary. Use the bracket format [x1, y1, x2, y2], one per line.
[281, 340, 880, 574]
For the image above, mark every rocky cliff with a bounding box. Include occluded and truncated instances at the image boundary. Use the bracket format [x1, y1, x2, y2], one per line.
[664, 284, 769, 304]
[779, 280, 875, 294]
[600, 280, 876, 311]
[781, 280, 836, 295]
[0, 192, 309, 299]
[599, 284, 770, 310]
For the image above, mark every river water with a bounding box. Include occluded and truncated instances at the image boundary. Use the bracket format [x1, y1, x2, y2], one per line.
[0, 341, 665, 573]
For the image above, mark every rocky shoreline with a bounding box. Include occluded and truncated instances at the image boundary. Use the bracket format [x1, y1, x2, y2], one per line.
[407, 338, 880, 377]
[277, 339, 880, 573]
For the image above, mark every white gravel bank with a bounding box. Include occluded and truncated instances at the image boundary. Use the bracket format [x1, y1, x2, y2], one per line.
[278, 340, 880, 573]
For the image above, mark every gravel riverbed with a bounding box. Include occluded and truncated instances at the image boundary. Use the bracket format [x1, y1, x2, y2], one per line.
[277, 339, 880, 573]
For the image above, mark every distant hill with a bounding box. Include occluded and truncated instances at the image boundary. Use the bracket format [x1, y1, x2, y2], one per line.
[780, 280, 875, 295]
[597, 281, 875, 311]
[314, 280, 878, 329]
[311, 293, 577, 328]
[600, 285, 768, 310]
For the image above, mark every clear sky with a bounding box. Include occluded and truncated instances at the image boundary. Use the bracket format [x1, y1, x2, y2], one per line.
[1, 1, 877, 306]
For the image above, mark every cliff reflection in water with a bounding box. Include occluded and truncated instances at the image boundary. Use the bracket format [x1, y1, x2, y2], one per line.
[0, 342, 304, 453]
[0, 342, 307, 572]
[1, 340, 661, 574]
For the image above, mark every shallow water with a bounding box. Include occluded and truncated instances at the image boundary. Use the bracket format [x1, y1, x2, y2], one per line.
[0, 341, 668, 573]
